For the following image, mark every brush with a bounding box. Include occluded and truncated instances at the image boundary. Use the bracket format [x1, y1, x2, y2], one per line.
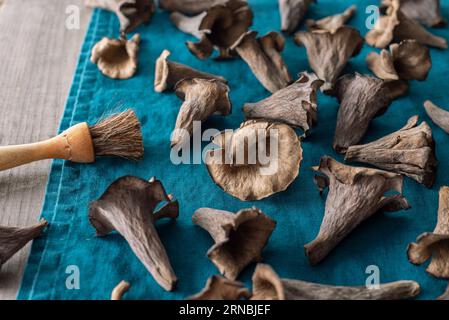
[0, 109, 143, 171]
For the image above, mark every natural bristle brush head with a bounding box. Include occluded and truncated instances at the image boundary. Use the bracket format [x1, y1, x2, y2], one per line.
[89, 109, 144, 160]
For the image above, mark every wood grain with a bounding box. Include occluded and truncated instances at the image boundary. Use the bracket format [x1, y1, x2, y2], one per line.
[0, 0, 90, 299]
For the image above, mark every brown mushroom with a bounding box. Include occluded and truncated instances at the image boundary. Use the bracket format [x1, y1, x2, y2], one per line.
[306, 156, 410, 265]
[85, 0, 155, 33]
[0, 220, 48, 270]
[171, 78, 231, 148]
[279, 0, 316, 34]
[333, 73, 392, 153]
[192, 207, 276, 280]
[154, 50, 227, 93]
[91, 33, 140, 79]
[305, 5, 357, 34]
[111, 280, 130, 300]
[243, 72, 323, 135]
[89, 176, 179, 291]
[251, 264, 420, 300]
[231, 31, 292, 93]
[294, 26, 364, 93]
[159, 0, 228, 15]
[424, 100, 449, 134]
[383, 79, 409, 100]
[345, 116, 437, 188]
[366, 0, 447, 49]
[205, 120, 303, 201]
[187, 275, 251, 300]
[185, 0, 253, 60]
[407, 186, 449, 278]
[170, 11, 207, 39]
[438, 283, 449, 300]
[381, 0, 446, 27]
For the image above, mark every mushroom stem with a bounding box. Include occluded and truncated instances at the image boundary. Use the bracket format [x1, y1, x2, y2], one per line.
[0, 220, 48, 269]
[170, 11, 207, 39]
[171, 78, 231, 148]
[192, 207, 276, 280]
[89, 176, 179, 291]
[279, 0, 315, 34]
[159, 0, 229, 15]
[251, 264, 420, 300]
[187, 275, 251, 300]
[232, 31, 291, 93]
[111, 280, 130, 300]
[424, 100, 449, 134]
[154, 50, 226, 93]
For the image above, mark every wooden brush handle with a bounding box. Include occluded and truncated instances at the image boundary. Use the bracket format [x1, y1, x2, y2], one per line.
[0, 123, 95, 172]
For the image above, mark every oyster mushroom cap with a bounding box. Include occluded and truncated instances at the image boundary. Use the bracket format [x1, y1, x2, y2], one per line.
[187, 275, 251, 300]
[170, 11, 207, 39]
[382, 0, 446, 27]
[192, 207, 276, 280]
[438, 283, 449, 300]
[294, 26, 364, 93]
[306, 156, 410, 265]
[251, 264, 420, 300]
[89, 176, 179, 291]
[159, 0, 230, 15]
[407, 186, 449, 278]
[154, 49, 226, 93]
[205, 121, 303, 201]
[91, 34, 140, 79]
[0, 220, 48, 269]
[366, 50, 399, 80]
[279, 0, 316, 34]
[305, 5, 357, 34]
[243, 72, 323, 135]
[424, 100, 449, 134]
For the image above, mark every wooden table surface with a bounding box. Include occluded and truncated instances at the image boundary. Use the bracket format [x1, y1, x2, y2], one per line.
[0, 0, 90, 299]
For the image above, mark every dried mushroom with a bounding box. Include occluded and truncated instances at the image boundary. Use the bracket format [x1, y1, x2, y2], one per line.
[345, 116, 437, 187]
[243, 72, 323, 135]
[294, 26, 364, 93]
[89, 176, 179, 291]
[333, 73, 392, 153]
[192, 207, 276, 280]
[366, 0, 447, 49]
[424, 100, 449, 134]
[187, 275, 251, 300]
[91, 34, 140, 79]
[171, 78, 231, 148]
[279, 0, 315, 34]
[85, 0, 155, 33]
[154, 50, 226, 93]
[0, 220, 48, 270]
[159, 0, 228, 15]
[251, 264, 420, 300]
[306, 157, 410, 265]
[231, 31, 292, 93]
[407, 186, 449, 278]
[184, 0, 253, 60]
[205, 121, 303, 201]
[170, 11, 207, 39]
[305, 5, 357, 34]
[111, 280, 130, 300]
[438, 284, 449, 300]
[381, 0, 446, 27]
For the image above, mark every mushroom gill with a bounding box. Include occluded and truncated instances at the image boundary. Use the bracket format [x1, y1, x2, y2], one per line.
[187, 275, 251, 300]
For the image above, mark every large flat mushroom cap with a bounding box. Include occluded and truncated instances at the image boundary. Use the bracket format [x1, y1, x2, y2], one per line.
[205, 121, 302, 201]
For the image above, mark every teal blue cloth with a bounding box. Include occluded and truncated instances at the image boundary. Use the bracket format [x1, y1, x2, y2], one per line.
[17, 0, 449, 299]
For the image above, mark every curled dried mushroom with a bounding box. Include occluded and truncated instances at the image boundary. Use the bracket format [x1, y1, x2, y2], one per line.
[424, 100, 449, 134]
[91, 33, 140, 79]
[345, 116, 437, 187]
[231, 31, 292, 93]
[193, 207, 276, 280]
[187, 275, 251, 300]
[170, 11, 207, 39]
[333, 73, 392, 153]
[279, 0, 315, 34]
[154, 50, 227, 93]
[306, 157, 410, 265]
[159, 0, 228, 15]
[381, 0, 446, 27]
[111, 280, 130, 300]
[251, 264, 420, 300]
[0, 220, 48, 270]
[89, 176, 179, 291]
[366, 0, 447, 49]
[171, 78, 231, 148]
[305, 5, 357, 34]
[205, 120, 303, 201]
[407, 186, 449, 278]
[294, 26, 364, 93]
[243, 72, 323, 135]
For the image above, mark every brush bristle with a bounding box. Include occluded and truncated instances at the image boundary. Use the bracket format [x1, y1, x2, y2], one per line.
[89, 109, 144, 160]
